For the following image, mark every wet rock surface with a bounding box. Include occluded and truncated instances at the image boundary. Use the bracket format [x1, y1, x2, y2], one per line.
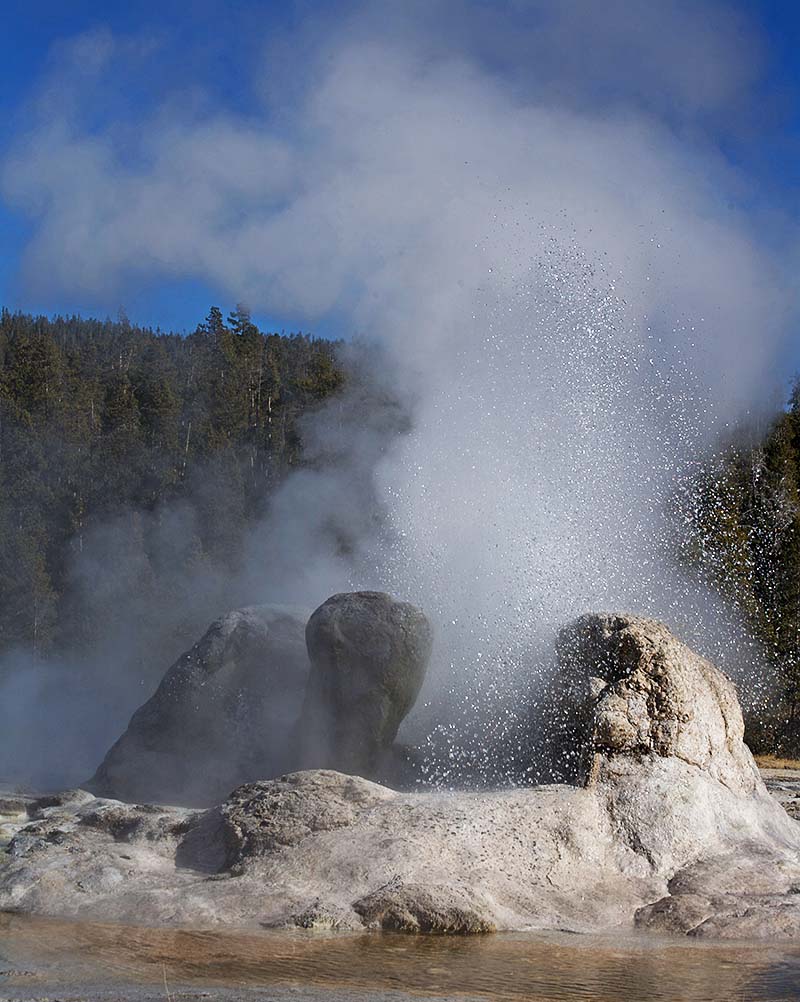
[3, 612, 800, 939]
[296, 592, 432, 777]
[88, 605, 311, 806]
[353, 879, 497, 933]
[762, 768, 800, 820]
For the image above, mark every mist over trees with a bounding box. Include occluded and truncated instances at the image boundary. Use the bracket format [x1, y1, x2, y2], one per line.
[679, 388, 800, 752]
[1, 302, 800, 758]
[0, 306, 343, 659]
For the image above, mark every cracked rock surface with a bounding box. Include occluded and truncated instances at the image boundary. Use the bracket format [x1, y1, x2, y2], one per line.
[2, 613, 799, 939]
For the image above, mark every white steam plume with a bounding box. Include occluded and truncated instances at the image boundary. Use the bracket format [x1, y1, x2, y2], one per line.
[1, 0, 793, 784]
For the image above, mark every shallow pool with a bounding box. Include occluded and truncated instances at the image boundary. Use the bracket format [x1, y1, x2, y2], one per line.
[3, 913, 800, 1001]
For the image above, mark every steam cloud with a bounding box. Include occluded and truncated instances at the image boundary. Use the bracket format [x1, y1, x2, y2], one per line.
[0, 0, 793, 787]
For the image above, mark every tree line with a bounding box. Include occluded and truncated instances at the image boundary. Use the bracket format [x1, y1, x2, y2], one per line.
[679, 382, 800, 753]
[0, 306, 343, 657]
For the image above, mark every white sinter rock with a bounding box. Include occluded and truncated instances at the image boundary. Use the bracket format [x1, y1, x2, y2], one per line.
[3, 613, 799, 939]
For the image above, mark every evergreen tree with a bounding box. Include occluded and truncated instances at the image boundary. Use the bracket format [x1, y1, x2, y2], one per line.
[681, 386, 800, 752]
[0, 306, 345, 660]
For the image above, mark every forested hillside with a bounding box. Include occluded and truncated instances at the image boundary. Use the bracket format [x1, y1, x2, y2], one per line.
[680, 385, 800, 752]
[0, 306, 344, 657]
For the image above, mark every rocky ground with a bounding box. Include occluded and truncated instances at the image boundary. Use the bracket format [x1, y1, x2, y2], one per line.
[3, 614, 800, 940]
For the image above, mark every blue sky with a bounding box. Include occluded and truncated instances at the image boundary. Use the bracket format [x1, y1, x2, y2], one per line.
[1, 0, 306, 334]
[738, 2, 800, 206]
[1, 0, 799, 362]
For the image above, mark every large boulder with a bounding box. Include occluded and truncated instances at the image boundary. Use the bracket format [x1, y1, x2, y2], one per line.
[555, 613, 760, 794]
[557, 613, 800, 934]
[88, 605, 310, 806]
[6, 612, 800, 939]
[295, 591, 432, 777]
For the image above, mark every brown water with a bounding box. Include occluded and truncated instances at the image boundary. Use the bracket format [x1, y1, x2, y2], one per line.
[3, 914, 800, 1001]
